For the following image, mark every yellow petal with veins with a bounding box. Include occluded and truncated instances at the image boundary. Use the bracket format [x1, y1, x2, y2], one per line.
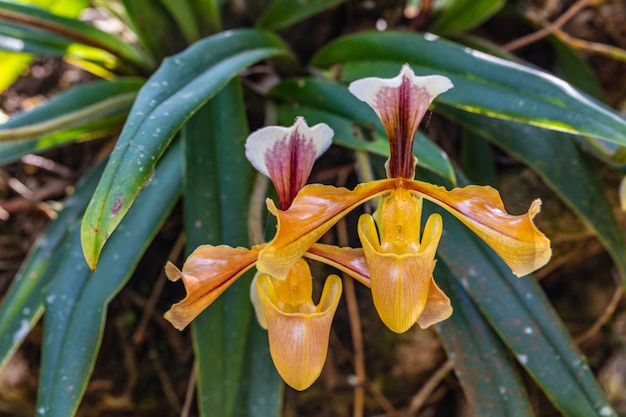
[405, 180, 551, 276]
[258, 177, 550, 282]
[257, 179, 396, 279]
[164, 245, 262, 330]
[256, 260, 342, 390]
[305, 243, 370, 287]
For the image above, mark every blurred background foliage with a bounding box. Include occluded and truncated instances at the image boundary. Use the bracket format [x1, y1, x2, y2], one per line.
[0, 0, 626, 416]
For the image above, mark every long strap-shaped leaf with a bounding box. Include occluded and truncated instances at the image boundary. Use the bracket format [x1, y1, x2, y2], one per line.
[436, 263, 534, 417]
[0, 161, 105, 370]
[0, 78, 142, 141]
[311, 31, 626, 147]
[36, 142, 182, 417]
[0, 78, 141, 165]
[80, 28, 291, 270]
[183, 81, 281, 417]
[430, 206, 616, 417]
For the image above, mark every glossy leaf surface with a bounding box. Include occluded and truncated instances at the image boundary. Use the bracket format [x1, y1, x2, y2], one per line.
[0, 161, 105, 370]
[80, 28, 290, 270]
[311, 31, 626, 146]
[436, 263, 534, 417]
[0, 78, 141, 140]
[36, 142, 182, 417]
[430, 204, 616, 417]
[256, 0, 345, 30]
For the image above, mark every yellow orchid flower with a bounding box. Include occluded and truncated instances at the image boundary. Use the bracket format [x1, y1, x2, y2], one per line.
[165, 117, 367, 390]
[252, 260, 342, 390]
[256, 65, 552, 333]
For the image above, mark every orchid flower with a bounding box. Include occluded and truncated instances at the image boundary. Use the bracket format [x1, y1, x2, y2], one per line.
[165, 117, 368, 390]
[255, 65, 552, 333]
[165, 65, 552, 391]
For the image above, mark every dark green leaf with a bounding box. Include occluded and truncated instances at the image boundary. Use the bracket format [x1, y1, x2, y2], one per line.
[430, 0, 505, 34]
[550, 38, 603, 100]
[193, 0, 222, 35]
[437, 262, 534, 417]
[36, 142, 182, 417]
[257, 0, 345, 30]
[121, 0, 186, 60]
[460, 130, 497, 186]
[0, 78, 142, 140]
[429, 204, 616, 417]
[159, 0, 199, 43]
[0, 161, 105, 370]
[311, 31, 626, 146]
[183, 80, 281, 417]
[0, 114, 127, 165]
[80, 28, 291, 270]
[270, 77, 456, 183]
[0, 78, 141, 165]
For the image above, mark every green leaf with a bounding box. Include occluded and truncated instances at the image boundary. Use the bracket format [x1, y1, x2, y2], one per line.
[0, 78, 142, 141]
[0, 115, 127, 165]
[36, 142, 182, 417]
[436, 262, 534, 417]
[193, 0, 222, 35]
[429, 204, 616, 417]
[121, 0, 186, 60]
[0, 0, 153, 71]
[0, 161, 105, 370]
[430, 0, 505, 35]
[0, 51, 31, 92]
[0, 78, 141, 165]
[311, 31, 626, 146]
[26, 0, 89, 17]
[550, 38, 603, 100]
[183, 80, 281, 417]
[442, 106, 626, 279]
[80, 28, 290, 270]
[460, 130, 497, 186]
[256, 0, 345, 30]
[159, 0, 199, 43]
[270, 77, 456, 184]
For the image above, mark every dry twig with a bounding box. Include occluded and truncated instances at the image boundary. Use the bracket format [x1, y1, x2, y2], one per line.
[575, 270, 623, 345]
[407, 359, 454, 416]
[503, 0, 598, 51]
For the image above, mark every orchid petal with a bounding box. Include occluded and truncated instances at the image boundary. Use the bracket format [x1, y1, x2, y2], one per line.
[406, 180, 551, 276]
[358, 211, 442, 333]
[349, 64, 453, 179]
[305, 243, 370, 286]
[416, 278, 452, 329]
[257, 179, 396, 279]
[256, 260, 342, 390]
[250, 272, 268, 329]
[245, 116, 333, 209]
[164, 245, 261, 330]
